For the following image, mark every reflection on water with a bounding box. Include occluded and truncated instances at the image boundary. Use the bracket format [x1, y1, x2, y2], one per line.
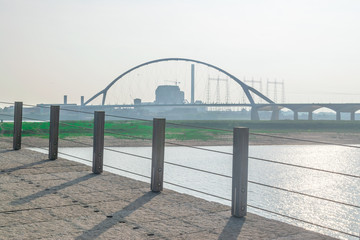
[32, 145, 360, 240]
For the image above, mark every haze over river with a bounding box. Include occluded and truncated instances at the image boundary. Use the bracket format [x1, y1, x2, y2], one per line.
[33, 145, 360, 239]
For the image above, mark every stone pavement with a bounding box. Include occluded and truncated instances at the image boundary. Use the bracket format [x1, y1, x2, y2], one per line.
[0, 141, 336, 239]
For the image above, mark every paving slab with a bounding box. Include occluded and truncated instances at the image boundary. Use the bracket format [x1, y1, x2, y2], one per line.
[0, 141, 337, 239]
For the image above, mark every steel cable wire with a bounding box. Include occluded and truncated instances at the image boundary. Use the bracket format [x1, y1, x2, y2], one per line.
[164, 141, 232, 155]
[0, 101, 14, 105]
[0, 113, 48, 123]
[248, 181, 360, 209]
[164, 161, 231, 179]
[102, 163, 150, 179]
[250, 132, 360, 149]
[166, 121, 232, 133]
[58, 138, 152, 161]
[250, 156, 360, 179]
[0, 113, 14, 118]
[247, 204, 359, 238]
[0, 137, 92, 163]
[163, 180, 231, 201]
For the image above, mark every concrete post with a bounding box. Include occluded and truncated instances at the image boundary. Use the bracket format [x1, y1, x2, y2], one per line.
[232, 127, 249, 218]
[13, 102, 23, 150]
[49, 105, 60, 160]
[93, 111, 105, 174]
[151, 118, 166, 192]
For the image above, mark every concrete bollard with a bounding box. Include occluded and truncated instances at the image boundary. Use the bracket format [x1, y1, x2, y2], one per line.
[151, 118, 166, 192]
[232, 127, 249, 218]
[49, 105, 60, 160]
[13, 102, 23, 150]
[92, 111, 105, 174]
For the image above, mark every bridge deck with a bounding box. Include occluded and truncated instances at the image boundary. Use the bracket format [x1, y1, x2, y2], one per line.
[0, 140, 335, 239]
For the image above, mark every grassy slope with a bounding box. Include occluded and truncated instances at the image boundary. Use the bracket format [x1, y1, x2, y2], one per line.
[0, 120, 359, 141]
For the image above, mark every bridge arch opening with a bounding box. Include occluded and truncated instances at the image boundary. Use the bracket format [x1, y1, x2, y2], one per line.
[278, 107, 294, 120]
[312, 107, 337, 120]
[84, 58, 273, 106]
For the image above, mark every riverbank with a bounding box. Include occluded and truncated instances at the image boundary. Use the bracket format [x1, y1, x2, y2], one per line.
[2, 131, 359, 148]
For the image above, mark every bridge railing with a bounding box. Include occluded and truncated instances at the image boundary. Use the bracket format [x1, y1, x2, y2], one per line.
[0, 101, 359, 239]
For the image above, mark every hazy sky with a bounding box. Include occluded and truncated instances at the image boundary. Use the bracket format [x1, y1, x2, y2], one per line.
[1, 0, 360, 105]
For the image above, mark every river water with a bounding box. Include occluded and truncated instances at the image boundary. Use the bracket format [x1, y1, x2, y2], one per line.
[33, 145, 359, 239]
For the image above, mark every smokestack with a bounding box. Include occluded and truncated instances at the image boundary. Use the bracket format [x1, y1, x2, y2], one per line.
[191, 64, 195, 104]
[81, 96, 84, 106]
[64, 95, 68, 105]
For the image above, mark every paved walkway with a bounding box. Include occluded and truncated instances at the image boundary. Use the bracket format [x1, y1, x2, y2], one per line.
[0, 141, 336, 239]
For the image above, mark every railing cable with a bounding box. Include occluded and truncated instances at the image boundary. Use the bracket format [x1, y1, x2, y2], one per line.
[103, 163, 151, 179]
[165, 141, 232, 155]
[166, 121, 232, 133]
[60, 138, 151, 161]
[248, 204, 359, 238]
[250, 156, 360, 179]
[164, 161, 231, 179]
[250, 132, 360, 149]
[163, 180, 231, 201]
[248, 181, 360, 209]
[0, 101, 14, 105]
[0, 113, 48, 123]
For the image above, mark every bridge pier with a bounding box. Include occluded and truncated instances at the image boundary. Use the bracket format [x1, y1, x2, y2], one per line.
[251, 107, 260, 121]
[336, 111, 341, 121]
[308, 111, 313, 121]
[294, 111, 298, 121]
[351, 111, 355, 121]
[271, 109, 279, 121]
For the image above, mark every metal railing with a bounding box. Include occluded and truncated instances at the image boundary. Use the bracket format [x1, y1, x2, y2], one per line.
[1, 101, 359, 239]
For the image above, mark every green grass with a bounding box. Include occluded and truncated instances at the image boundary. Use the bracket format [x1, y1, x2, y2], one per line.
[0, 120, 359, 141]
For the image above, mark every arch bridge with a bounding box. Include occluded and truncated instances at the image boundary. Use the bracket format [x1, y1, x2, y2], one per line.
[84, 58, 360, 121]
